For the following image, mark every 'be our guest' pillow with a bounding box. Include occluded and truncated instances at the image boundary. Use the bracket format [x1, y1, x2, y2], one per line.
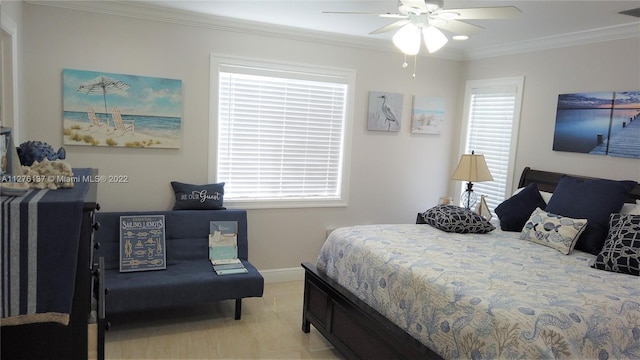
[495, 182, 547, 232]
[171, 181, 226, 210]
[545, 176, 636, 255]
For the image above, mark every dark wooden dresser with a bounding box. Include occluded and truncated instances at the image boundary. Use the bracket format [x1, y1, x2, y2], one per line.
[1, 168, 105, 360]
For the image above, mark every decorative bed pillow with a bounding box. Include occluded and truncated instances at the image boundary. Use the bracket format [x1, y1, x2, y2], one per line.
[620, 200, 640, 215]
[519, 208, 587, 255]
[539, 190, 553, 204]
[592, 213, 639, 276]
[171, 181, 226, 210]
[545, 176, 636, 255]
[495, 182, 547, 232]
[421, 205, 495, 234]
[512, 186, 553, 203]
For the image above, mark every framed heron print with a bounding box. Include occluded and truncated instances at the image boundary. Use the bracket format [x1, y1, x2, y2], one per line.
[62, 69, 183, 148]
[367, 91, 403, 132]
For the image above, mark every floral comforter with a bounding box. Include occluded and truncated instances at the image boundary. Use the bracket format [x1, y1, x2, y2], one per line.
[316, 224, 640, 359]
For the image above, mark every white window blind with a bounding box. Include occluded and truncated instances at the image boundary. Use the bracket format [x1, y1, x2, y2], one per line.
[216, 62, 351, 207]
[461, 78, 524, 212]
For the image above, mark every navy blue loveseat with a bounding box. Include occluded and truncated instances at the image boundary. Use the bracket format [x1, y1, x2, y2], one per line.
[93, 209, 264, 320]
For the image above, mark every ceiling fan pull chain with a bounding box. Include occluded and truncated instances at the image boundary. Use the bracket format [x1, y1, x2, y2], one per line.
[412, 55, 417, 79]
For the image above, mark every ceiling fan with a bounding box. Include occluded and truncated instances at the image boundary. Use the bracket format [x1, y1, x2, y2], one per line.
[324, 0, 522, 55]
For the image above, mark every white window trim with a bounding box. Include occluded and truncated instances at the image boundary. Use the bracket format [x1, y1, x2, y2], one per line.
[209, 54, 355, 209]
[456, 76, 525, 204]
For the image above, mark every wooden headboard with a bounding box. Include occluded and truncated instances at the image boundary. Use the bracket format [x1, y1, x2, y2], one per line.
[518, 167, 640, 203]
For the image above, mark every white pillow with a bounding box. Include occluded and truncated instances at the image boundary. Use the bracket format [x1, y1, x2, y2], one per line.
[512, 187, 553, 204]
[620, 200, 640, 215]
[539, 191, 553, 204]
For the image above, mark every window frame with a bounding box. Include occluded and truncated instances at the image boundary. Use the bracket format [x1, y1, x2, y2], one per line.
[456, 76, 525, 210]
[209, 54, 355, 209]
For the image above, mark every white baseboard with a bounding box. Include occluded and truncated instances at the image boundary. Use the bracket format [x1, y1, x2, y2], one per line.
[259, 267, 305, 283]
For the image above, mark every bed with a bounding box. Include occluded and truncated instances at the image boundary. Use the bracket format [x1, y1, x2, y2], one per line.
[301, 167, 640, 359]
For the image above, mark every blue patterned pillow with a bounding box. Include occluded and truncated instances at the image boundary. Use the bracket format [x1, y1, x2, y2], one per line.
[422, 205, 495, 234]
[520, 207, 588, 255]
[592, 214, 640, 276]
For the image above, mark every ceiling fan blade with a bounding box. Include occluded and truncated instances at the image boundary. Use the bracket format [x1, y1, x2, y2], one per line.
[399, 0, 428, 13]
[322, 11, 406, 19]
[443, 6, 522, 20]
[369, 19, 410, 35]
[380, 14, 409, 19]
[322, 11, 387, 15]
[434, 19, 483, 35]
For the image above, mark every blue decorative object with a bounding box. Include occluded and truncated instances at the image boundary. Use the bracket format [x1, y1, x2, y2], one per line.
[16, 141, 66, 166]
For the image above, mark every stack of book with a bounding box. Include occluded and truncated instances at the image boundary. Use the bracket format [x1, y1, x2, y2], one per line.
[209, 221, 248, 275]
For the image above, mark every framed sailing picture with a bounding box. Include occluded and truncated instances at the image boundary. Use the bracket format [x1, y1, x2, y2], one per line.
[119, 215, 166, 272]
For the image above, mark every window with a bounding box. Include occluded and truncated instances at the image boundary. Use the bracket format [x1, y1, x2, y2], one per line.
[210, 55, 354, 209]
[458, 77, 525, 212]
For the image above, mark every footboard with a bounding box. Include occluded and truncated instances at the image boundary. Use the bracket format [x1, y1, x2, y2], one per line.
[301, 262, 441, 360]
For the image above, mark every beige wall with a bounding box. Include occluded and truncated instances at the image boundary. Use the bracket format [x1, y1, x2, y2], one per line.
[21, 4, 462, 271]
[13, 3, 640, 272]
[461, 39, 640, 185]
[1, 0, 24, 141]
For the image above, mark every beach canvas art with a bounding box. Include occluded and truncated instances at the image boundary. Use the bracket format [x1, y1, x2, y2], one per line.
[63, 69, 183, 148]
[552, 91, 640, 159]
[411, 96, 444, 134]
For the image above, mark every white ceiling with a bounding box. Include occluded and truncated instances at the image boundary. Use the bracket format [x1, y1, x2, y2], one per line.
[141, 1, 639, 46]
[31, 0, 640, 59]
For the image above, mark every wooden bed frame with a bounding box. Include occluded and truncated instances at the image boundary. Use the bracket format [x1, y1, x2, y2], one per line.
[301, 167, 640, 360]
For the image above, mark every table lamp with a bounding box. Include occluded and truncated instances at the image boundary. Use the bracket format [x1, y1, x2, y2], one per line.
[451, 151, 493, 209]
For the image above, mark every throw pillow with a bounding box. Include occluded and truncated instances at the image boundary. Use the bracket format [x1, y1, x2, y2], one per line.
[171, 181, 226, 210]
[592, 213, 640, 276]
[519, 208, 587, 255]
[545, 176, 636, 255]
[620, 200, 640, 215]
[495, 182, 547, 232]
[421, 205, 495, 234]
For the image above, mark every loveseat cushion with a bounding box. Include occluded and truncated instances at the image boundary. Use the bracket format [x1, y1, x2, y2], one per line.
[104, 260, 263, 314]
[94, 209, 250, 270]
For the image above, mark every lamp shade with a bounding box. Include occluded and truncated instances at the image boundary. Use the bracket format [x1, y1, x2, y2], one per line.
[422, 25, 448, 53]
[451, 153, 493, 182]
[393, 23, 421, 55]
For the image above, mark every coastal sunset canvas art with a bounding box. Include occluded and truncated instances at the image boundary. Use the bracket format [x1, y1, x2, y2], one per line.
[552, 91, 640, 159]
[62, 69, 183, 148]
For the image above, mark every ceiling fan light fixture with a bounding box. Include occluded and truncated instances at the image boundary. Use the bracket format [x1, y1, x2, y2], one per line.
[422, 25, 448, 53]
[393, 23, 421, 55]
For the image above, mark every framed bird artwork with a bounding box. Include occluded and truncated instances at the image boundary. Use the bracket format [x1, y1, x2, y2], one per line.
[367, 91, 403, 132]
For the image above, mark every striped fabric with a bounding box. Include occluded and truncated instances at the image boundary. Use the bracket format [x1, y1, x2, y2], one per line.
[1, 168, 91, 326]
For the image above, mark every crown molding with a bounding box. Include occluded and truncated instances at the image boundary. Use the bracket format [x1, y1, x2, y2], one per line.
[25, 1, 393, 51]
[26, 1, 638, 62]
[465, 22, 640, 60]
